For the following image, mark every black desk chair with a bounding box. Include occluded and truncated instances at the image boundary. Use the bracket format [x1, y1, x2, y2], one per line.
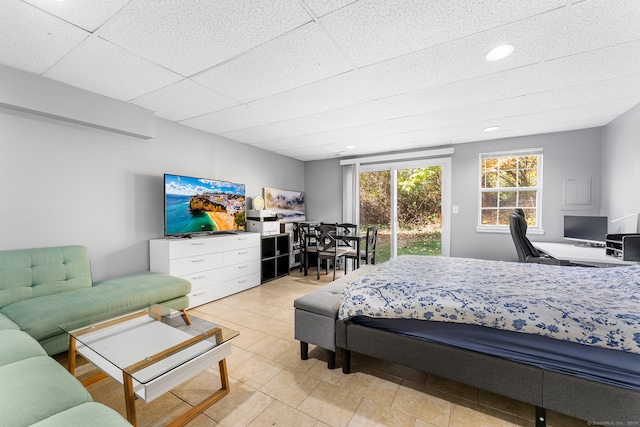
[299, 223, 316, 275]
[509, 211, 582, 266]
[345, 225, 378, 271]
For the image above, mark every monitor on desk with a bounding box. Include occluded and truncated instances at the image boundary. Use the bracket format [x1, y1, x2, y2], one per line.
[563, 215, 608, 247]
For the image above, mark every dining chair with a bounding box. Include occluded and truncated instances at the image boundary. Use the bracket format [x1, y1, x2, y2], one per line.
[299, 223, 317, 275]
[315, 224, 350, 280]
[345, 225, 378, 270]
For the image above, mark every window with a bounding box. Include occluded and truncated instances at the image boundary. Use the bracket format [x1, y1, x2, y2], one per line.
[479, 149, 542, 230]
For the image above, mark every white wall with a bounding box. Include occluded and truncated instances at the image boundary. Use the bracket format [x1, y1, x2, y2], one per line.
[602, 103, 640, 233]
[304, 159, 343, 223]
[0, 108, 303, 281]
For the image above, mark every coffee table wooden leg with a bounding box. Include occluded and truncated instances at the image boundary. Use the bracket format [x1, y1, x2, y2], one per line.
[165, 358, 231, 427]
[123, 373, 138, 427]
[67, 335, 77, 374]
[180, 309, 192, 325]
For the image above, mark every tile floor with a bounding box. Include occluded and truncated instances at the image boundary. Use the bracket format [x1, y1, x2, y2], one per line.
[58, 268, 591, 427]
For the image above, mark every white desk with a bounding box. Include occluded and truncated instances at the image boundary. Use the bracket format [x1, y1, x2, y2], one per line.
[533, 242, 636, 267]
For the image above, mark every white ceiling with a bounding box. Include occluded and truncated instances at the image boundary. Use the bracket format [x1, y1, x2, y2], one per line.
[3, 0, 640, 161]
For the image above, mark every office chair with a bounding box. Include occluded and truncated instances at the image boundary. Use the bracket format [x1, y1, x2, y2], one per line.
[509, 211, 577, 266]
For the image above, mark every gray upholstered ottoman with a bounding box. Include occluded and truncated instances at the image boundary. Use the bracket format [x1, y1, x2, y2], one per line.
[294, 266, 374, 368]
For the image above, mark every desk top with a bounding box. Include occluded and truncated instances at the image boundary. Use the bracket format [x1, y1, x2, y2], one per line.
[533, 242, 636, 266]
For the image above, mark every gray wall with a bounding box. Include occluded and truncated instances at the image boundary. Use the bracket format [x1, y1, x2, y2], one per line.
[304, 128, 604, 261]
[0, 108, 303, 281]
[450, 128, 603, 261]
[602, 103, 640, 233]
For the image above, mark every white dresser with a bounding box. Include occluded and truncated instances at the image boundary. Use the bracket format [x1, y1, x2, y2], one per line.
[149, 233, 261, 309]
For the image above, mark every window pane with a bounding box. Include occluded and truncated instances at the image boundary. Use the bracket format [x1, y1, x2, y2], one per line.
[498, 209, 512, 225]
[499, 191, 517, 207]
[483, 171, 498, 188]
[481, 209, 497, 225]
[499, 170, 517, 188]
[522, 208, 537, 226]
[519, 191, 537, 207]
[518, 156, 537, 169]
[498, 157, 516, 170]
[484, 158, 498, 171]
[482, 192, 497, 207]
[518, 169, 537, 187]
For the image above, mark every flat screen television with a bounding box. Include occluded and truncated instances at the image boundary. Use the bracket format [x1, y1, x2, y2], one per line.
[563, 215, 608, 246]
[164, 174, 246, 236]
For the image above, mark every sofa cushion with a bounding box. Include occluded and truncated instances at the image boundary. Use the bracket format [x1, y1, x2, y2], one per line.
[1, 272, 191, 341]
[0, 246, 92, 308]
[0, 312, 20, 330]
[0, 330, 47, 367]
[30, 402, 131, 427]
[0, 356, 92, 427]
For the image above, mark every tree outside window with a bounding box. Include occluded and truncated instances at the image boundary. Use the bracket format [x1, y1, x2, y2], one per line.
[480, 151, 542, 228]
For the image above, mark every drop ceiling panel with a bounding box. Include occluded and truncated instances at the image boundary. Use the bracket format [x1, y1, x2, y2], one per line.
[359, 10, 560, 98]
[546, 0, 640, 60]
[192, 22, 353, 103]
[248, 71, 378, 121]
[131, 79, 239, 121]
[96, 0, 312, 77]
[179, 105, 277, 135]
[23, 0, 131, 32]
[285, 100, 395, 134]
[221, 122, 307, 145]
[44, 36, 182, 101]
[304, 0, 358, 18]
[320, 0, 566, 67]
[1, 1, 89, 74]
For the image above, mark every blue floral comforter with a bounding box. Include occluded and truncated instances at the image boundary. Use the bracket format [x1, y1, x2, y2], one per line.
[338, 256, 640, 354]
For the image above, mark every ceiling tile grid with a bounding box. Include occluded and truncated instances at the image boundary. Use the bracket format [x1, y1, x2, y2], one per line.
[2, 1, 89, 74]
[2, 0, 640, 161]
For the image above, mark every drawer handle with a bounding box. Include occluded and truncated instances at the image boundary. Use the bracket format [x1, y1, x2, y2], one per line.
[191, 275, 206, 280]
[191, 242, 206, 246]
[238, 237, 248, 240]
[238, 279, 248, 283]
[237, 251, 248, 255]
[238, 265, 248, 269]
[191, 258, 206, 263]
[192, 291, 206, 296]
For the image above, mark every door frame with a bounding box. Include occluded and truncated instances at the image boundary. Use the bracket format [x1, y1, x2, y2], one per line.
[358, 157, 451, 257]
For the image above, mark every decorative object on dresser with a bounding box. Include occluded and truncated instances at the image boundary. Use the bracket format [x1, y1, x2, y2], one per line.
[150, 233, 260, 308]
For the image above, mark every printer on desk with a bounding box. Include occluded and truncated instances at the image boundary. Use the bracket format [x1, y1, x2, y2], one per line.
[246, 209, 280, 236]
[605, 233, 640, 262]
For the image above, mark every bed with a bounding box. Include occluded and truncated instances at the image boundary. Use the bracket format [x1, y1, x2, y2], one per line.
[336, 256, 640, 426]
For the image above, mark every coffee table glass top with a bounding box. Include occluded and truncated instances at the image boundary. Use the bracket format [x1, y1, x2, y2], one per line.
[60, 305, 238, 385]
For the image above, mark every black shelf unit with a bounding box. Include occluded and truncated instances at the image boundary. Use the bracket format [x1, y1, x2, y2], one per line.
[260, 233, 290, 283]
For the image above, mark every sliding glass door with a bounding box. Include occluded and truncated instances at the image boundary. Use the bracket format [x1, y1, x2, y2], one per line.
[359, 158, 450, 262]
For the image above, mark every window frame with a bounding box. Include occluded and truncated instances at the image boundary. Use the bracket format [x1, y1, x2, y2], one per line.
[476, 148, 544, 234]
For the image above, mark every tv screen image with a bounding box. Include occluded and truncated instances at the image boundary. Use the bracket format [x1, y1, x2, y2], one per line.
[263, 187, 306, 222]
[164, 174, 245, 236]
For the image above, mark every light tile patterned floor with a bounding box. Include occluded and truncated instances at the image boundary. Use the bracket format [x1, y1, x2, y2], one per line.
[58, 268, 591, 427]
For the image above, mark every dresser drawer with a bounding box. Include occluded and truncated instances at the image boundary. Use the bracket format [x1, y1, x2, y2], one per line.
[170, 253, 223, 276]
[223, 272, 260, 296]
[188, 285, 227, 309]
[179, 269, 219, 291]
[223, 246, 260, 265]
[224, 234, 260, 251]
[167, 238, 224, 259]
[221, 260, 260, 282]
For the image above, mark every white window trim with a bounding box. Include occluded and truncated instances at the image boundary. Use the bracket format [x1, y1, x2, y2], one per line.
[476, 148, 545, 234]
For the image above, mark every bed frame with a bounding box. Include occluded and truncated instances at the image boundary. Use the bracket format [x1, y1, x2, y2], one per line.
[294, 268, 640, 427]
[336, 320, 640, 426]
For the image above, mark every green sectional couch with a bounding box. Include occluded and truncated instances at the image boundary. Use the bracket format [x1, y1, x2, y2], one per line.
[0, 329, 131, 426]
[0, 245, 191, 355]
[0, 244, 192, 426]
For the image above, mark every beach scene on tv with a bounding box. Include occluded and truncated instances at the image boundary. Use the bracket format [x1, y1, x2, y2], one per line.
[165, 175, 245, 235]
[264, 187, 306, 222]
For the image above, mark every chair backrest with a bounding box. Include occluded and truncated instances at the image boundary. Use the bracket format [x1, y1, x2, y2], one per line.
[365, 225, 378, 264]
[509, 211, 541, 262]
[315, 224, 337, 252]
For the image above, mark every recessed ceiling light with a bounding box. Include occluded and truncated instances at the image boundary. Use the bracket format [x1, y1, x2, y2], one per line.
[486, 44, 514, 61]
[484, 126, 501, 132]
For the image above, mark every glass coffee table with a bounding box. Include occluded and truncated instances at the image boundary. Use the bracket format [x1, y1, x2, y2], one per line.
[61, 306, 238, 427]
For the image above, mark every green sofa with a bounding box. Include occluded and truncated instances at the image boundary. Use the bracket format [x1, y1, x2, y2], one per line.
[0, 329, 131, 426]
[0, 245, 191, 355]
[0, 244, 192, 426]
